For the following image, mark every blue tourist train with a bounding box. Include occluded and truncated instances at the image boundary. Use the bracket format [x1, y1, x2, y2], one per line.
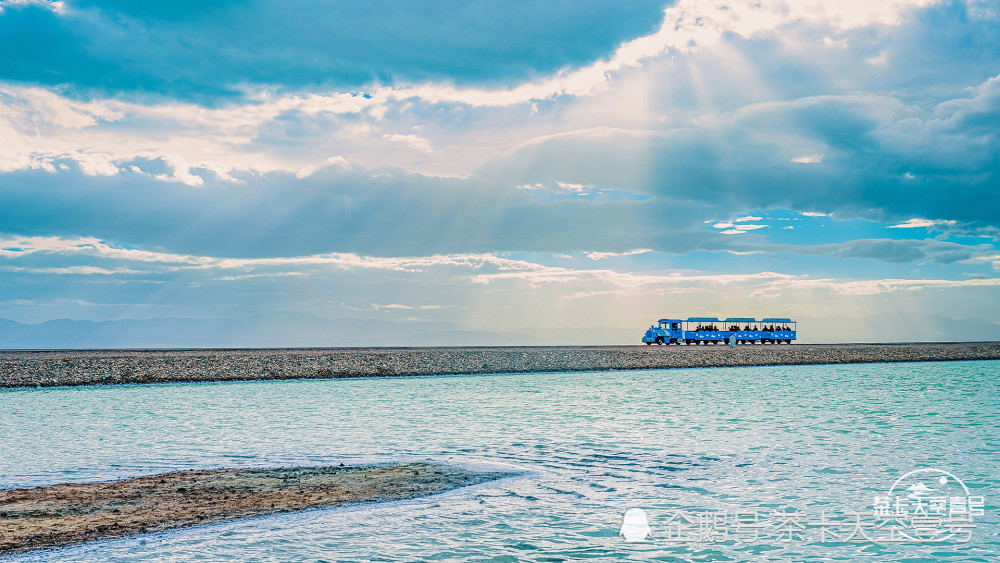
[642, 317, 796, 345]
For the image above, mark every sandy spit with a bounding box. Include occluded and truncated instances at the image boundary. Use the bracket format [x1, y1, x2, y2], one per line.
[0, 462, 511, 555]
[1, 343, 998, 388]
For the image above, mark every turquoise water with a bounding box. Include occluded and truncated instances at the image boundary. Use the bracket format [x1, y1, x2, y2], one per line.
[2, 361, 998, 562]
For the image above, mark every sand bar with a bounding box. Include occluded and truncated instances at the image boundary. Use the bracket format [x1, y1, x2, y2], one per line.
[1, 342, 998, 388]
[0, 462, 510, 555]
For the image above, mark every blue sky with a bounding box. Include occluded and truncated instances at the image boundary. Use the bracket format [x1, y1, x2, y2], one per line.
[1, 0, 999, 343]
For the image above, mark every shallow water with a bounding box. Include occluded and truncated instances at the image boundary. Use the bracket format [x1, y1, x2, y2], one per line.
[2, 360, 998, 562]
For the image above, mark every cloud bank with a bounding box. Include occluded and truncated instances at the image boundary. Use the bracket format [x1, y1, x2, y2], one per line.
[0, 0, 998, 342]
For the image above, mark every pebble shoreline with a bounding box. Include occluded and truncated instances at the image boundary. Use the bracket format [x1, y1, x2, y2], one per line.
[2, 342, 998, 388]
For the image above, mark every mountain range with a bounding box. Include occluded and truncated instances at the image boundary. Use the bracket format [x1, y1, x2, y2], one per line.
[0, 313, 997, 349]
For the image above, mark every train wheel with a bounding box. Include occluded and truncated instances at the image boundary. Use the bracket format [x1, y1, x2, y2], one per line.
[656, 337, 664, 345]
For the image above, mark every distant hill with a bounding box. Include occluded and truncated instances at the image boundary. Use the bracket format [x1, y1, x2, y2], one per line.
[793, 314, 1000, 344]
[0, 312, 996, 349]
[0, 313, 531, 349]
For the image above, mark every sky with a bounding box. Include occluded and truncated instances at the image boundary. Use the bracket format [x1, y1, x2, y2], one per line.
[1, 0, 999, 344]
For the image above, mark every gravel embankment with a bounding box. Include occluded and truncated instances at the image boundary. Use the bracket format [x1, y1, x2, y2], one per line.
[1, 342, 998, 388]
[0, 462, 511, 555]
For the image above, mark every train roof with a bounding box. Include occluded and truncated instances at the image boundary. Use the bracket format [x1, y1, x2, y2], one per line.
[760, 317, 793, 323]
[686, 317, 719, 322]
[657, 318, 683, 323]
[724, 317, 757, 322]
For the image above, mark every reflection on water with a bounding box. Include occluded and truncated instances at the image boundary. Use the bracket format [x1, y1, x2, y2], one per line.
[2, 361, 998, 561]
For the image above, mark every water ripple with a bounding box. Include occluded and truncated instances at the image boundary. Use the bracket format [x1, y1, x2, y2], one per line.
[2, 361, 998, 562]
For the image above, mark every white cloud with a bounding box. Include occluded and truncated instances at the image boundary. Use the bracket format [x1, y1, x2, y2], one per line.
[866, 52, 889, 66]
[0, 265, 146, 275]
[0, 235, 214, 265]
[382, 133, 433, 153]
[0, 0, 942, 182]
[0, 1, 64, 14]
[888, 218, 958, 229]
[0, 235, 554, 274]
[791, 154, 824, 163]
[0, 235, 101, 257]
[384, 0, 936, 107]
[0, 86, 381, 182]
[712, 217, 767, 232]
[371, 303, 450, 310]
[717, 224, 769, 235]
[294, 155, 351, 179]
[215, 272, 306, 281]
[584, 248, 653, 260]
[796, 276, 1000, 295]
[3, 235, 998, 309]
[555, 181, 591, 194]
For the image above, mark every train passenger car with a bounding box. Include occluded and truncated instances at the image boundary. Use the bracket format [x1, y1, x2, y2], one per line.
[642, 318, 683, 345]
[683, 317, 726, 345]
[760, 317, 796, 344]
[723, 317, 760, 344]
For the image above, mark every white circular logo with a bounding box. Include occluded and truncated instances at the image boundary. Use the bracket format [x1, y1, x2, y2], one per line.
[888, 468, 970, 499]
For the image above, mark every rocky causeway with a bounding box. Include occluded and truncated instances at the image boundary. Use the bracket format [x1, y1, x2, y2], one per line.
[1, 343, 998, 388]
